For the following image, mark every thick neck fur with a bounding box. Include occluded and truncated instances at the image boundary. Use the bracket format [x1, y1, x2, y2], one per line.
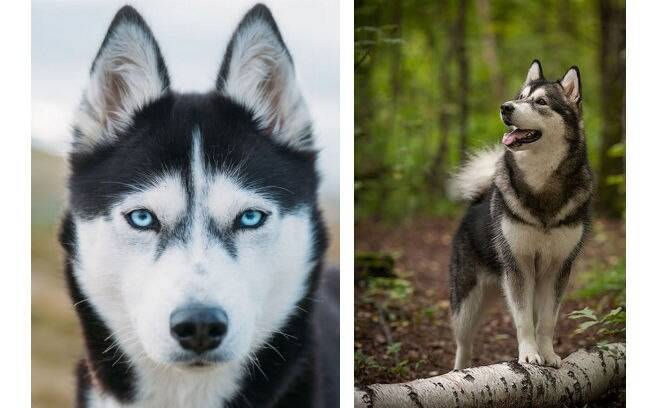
[500, 127, 592, 228]
[511, 132, 569, 192]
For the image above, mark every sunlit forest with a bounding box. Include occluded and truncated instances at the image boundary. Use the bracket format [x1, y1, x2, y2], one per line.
[354, 1, 626, 399]
[355, 0, 625, 220]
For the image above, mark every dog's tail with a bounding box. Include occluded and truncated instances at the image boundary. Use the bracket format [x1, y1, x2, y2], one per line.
[448, 145, 504, 201]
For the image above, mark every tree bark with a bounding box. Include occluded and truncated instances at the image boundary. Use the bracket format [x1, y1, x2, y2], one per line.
[476, 0, 505, 100]
[355, 343, 625, 408]
[455, 0, 470, 160]
[426, 12, 453, 193]
[596, 0, 626, 217]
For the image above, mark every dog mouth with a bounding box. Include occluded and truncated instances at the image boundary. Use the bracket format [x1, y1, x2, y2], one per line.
[171, 352, 227, 368]
[502, 127, 542, 148]
[186, 359, 214, 368]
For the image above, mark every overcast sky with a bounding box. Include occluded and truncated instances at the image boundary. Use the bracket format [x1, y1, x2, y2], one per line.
[32, 0, 339, 196]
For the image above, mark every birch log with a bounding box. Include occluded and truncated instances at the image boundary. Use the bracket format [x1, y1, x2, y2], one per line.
[355, 343, 625, 408]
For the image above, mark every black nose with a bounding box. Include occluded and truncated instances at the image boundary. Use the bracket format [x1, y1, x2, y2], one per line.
[500, 103, 515, 115]
[170, 305, 228, 354]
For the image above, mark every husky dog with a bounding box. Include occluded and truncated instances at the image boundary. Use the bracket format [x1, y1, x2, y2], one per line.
[448, 60, 593, 369]
[59, 4, 338, 407]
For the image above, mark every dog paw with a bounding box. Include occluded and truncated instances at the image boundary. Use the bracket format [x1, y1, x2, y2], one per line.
[518, 350, 544, 365]
[539, 350, 562, 368]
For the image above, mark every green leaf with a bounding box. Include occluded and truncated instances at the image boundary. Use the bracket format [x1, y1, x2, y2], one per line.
[568, 307, 598, 321]
[607, 143, 625, 158]
[386, 342, 402, 355]
[605, 174, 625, 186]
[576, 320, 599, 333]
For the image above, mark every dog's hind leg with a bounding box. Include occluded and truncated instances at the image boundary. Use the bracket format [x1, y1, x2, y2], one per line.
[451, 276, 495, 369]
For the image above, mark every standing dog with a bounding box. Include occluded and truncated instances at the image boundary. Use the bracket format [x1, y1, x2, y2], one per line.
[449, 60, 593, 369]
[60, 4, 338, 407]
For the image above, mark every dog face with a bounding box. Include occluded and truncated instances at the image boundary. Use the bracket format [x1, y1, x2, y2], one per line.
[67, 6, 324, 370]
[499, 60, 582, 152]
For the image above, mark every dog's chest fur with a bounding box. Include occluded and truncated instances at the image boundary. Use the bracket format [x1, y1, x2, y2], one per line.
[500, 217, 583, 274]
[491, 146, 592, 272]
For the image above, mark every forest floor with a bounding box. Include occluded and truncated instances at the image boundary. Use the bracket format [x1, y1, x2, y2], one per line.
[354, 216, 625, 405]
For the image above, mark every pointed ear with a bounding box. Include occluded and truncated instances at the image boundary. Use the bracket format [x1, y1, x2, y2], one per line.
[217, 4, 312, 151]
[561, 66, 582, 103]
[524, 59, 544, 84]
[73, 6, 170, 152]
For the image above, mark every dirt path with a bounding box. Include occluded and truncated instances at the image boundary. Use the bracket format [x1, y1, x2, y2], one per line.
[354, 216, 625, 387]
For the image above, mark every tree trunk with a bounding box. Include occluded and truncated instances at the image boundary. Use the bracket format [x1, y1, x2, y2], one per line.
[427, 14, 453, 193]
[455, 0, 470, 160]
[355, 343, 625, 408]
[596, 0, 625, 217]
[476, 0, 505, 100]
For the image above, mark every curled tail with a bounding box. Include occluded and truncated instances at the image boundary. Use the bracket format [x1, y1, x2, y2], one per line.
[448, 145, 505, 201]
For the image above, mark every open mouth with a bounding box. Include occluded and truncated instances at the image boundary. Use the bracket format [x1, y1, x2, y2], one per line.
[502, 127, 542, 148]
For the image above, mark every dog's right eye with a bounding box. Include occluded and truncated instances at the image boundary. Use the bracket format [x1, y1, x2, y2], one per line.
[125, 209, 160, 231]
[536, 98, 547, 105]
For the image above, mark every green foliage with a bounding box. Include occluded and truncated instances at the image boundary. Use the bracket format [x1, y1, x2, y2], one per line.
[568, 306, 625, 337]
[355, 252, 396, 279]
[355, 0, 623, 221]
[570, 257, 625, 341]
[573, 258, 625, 303]
[366, 277, 414, 301]
[354, 350, 381, 370]
[390, 359, 411, 377]
[386, 341, 402, 356]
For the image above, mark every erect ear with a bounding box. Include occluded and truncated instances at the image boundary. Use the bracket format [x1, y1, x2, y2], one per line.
[217, 4, 312, 151]
[524, 59, 544, 84]
[561, 66, 582, 103]
[73, 6, 170, 152]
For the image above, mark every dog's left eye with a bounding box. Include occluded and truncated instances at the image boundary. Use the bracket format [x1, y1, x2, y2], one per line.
[536, 98, 547, 105]
[237, 209, 267, 229]
[126, 209, 160, 231]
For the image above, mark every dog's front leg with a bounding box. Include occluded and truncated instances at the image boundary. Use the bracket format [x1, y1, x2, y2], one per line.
[534, 261, 571, 368]
[503, 260, 542, 365]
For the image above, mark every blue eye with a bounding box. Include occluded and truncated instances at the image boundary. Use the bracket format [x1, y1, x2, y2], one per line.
[126, 209, 159, 231]
[238, 209, 266, 229]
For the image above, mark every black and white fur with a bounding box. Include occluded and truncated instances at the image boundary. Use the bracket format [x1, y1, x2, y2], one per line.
[448, 60, 593, 369]
[59, 4, 338, 407]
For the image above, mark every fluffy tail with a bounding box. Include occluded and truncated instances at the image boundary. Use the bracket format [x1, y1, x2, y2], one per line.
[448, 145, 504, 201]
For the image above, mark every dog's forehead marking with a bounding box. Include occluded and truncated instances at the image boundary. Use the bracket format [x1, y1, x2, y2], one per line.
[190, 126, 208, 198]
[530, 88, 546, 99]
[188, 126, 210, 260]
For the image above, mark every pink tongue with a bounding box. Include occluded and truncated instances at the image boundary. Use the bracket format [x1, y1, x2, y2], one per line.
[502, 132, 516, 145]
[502, 129, 530, 146]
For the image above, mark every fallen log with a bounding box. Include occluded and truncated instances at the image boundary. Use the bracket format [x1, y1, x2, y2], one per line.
[355, 343, 625, 408]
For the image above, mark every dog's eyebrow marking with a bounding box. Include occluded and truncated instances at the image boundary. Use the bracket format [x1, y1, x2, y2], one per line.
[529, 88, 546, 100]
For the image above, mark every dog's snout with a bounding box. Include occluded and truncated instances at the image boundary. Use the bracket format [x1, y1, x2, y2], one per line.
[170, 305, 228, 354]
[500, 103, 515, 115]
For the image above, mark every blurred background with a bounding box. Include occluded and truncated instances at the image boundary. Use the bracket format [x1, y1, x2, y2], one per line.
[32, 1, 339, 406]
[354, 0, 625, 401]
[355, 0, 624, 219]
